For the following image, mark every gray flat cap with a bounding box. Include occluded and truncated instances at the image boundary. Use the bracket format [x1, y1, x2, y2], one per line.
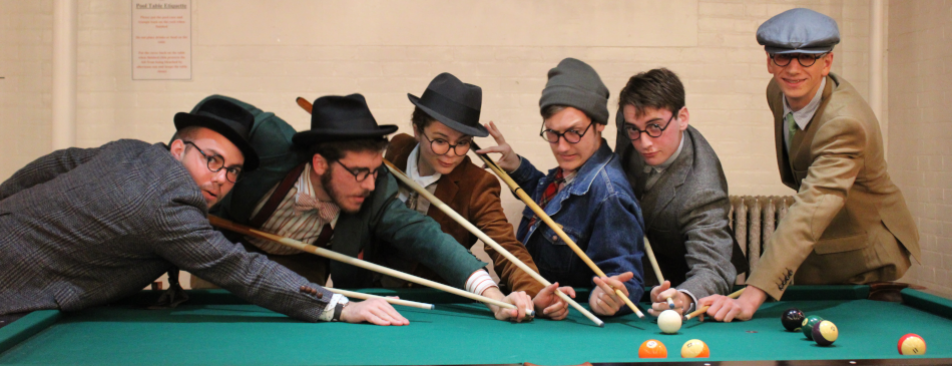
[757, 8, 840, 54]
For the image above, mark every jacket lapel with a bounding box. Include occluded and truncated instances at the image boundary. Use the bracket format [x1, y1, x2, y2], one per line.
[789, 75, 836, 183]
[642, 133, 694, 229]
[767, 79, 794, 188]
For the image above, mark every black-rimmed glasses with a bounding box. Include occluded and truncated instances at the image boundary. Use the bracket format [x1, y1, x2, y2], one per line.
[540, 121, 595, 144]
[334, 160, 383, 182]
[421, 132, 472, 156]
[623, 113, 676, 141]
[770, 53, 827, 68]
[183, 141, 242, 183]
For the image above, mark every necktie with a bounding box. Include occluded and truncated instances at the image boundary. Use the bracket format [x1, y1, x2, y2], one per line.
[785, 112, 798, 154]
[529, 169, 565, 227]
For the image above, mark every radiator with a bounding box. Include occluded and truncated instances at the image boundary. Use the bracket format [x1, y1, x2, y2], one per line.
[730, 195, 794, 284]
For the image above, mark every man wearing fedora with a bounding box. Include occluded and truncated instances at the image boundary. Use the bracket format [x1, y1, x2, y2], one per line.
[384, 72, 576, 319]
[0, 98, 405, 324]
[478, 58, 646, 317]
[699, 8, 920, 322]
[209, 93, 533, 322]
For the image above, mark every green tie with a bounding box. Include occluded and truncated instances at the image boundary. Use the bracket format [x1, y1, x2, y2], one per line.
[785, 112, 798, 153]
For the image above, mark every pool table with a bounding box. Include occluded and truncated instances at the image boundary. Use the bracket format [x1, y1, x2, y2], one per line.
[1, 285, 951, 365]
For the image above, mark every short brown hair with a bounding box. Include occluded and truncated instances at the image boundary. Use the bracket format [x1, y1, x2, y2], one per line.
[618, 68, 685, 119]
[540, 105, 600, 125]
[410, 106, 436, 132]
[308, 138, 389, 162]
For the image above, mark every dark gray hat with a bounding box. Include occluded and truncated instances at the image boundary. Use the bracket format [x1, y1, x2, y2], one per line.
[176, 98, 259, 171]
[539, 58, 610, 124]
[408, 72, 487, 137]
[292, 94, 398, 147]
[757, 8, 840, 54]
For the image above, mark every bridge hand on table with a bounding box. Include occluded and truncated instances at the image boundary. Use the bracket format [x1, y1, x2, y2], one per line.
[484, 287, 534, 322]
[697, 285, 766, 322]
[533, 282, 576, 320]
[590, 272, 634, 316]
[340, 297, 410, 326]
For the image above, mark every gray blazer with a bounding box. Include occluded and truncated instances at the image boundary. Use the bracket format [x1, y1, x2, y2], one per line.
[0, 140, 330, 321]
[614, 124, 737, 299]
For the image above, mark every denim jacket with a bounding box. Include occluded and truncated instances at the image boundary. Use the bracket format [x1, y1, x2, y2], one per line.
[511, 140, 646, 313]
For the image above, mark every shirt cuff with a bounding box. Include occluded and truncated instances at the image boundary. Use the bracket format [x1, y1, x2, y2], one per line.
[678, 289, 698, 313]
[465, 270, 498, 296]
[318, 294, 349, 322]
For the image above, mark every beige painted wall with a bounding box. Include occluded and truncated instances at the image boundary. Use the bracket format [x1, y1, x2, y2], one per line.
[888, 0, 952, 297]
[2, 1, 884, 288]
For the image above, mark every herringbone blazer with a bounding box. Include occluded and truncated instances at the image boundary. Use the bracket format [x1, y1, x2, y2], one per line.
[747, 73, 921, 300]
[0, 140, 332, 320]
[614, 125, 738, 300]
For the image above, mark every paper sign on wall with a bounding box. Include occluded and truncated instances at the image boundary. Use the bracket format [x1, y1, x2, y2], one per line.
[132, 0, 191, 80]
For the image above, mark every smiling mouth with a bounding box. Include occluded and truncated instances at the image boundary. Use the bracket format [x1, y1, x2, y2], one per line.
[783, 77, 806, 85]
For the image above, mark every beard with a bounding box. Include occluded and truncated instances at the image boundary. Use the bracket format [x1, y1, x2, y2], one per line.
[321, 168, 371, 214]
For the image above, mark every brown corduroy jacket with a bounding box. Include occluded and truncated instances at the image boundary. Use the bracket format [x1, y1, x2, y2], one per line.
[384, 133, 544, 297]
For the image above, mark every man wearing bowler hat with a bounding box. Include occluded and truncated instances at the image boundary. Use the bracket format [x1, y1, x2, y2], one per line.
[0, 98, 403, 324]
[209, 93, 534, 322]
[699, 8, 920, 321]
[384, 72, 576, 319]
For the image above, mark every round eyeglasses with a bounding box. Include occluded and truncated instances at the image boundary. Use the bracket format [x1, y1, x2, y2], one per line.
[334, 160, 383, 182]
[623, 113, 676, 141]
[539, 121, 595, 144]
[183, 141, 242, 183]
[770, 53, 827, 68]
[421, 131, 472, 156]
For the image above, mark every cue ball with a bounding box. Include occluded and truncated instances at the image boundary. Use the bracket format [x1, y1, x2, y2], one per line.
[680, 339, 709, 358]
[781, 308, 805, 331]
[801, 315, 824, 340]
[898, 333, 927, 355]
[811, 320, 838, 346]
[657, 309, 682, 334]
[638, 339, 668, 358]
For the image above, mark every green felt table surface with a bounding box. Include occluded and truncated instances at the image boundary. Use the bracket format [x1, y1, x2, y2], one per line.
[1, 286, 951, 365]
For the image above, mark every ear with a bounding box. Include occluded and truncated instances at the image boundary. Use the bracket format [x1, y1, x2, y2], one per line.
[170, 139, 186, 161]
[595, 122, 606, 133]
[821, 52, 834, 76]
[412, 124, 423, 141]
[311, 153, 329, 176]
[677, 107, 690, 131]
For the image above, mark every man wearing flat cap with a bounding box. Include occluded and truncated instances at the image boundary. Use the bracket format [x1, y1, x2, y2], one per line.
[478, 58, 646, 317]
[202, 94, 534, 322]
[0, 98, 400, 324]
[699, 8, 920, 321]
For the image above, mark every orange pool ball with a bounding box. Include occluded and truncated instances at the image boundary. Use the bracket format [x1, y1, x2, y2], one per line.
[638, 339, 668, 358]
[898, 333, 927, 356]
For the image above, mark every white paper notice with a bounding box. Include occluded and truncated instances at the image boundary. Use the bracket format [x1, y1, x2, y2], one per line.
[132, 0, 191, 80]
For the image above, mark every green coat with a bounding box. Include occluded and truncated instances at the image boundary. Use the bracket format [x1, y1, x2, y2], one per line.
[196, 95, 488, 289]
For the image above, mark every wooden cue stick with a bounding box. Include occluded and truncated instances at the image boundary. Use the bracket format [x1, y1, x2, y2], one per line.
[472, 143, 646, 318]
[207, 216, 518, 311]
[684, 287, 746, 320]
[642, 237, 676, 307]
[326, 288, 434, 310]
[383, 160, 602, 326]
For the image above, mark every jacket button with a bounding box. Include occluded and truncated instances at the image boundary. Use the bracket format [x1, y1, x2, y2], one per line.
[552, 235, 558, 241]
[316, 292, 323, 299]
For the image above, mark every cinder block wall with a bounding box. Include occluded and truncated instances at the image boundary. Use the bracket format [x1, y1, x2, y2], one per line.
[888, 1, 952, 297]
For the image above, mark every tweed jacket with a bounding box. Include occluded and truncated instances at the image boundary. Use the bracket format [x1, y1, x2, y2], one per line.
[0, 140, 332, 321]
[384, 134, 544, 297]
[748, 73, 921, 300]
[511, 141, 646, 311]
[206, 96, 488, 289]
[613, 125, 737, 300]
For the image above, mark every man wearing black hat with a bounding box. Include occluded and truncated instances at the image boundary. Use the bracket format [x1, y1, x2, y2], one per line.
[478, 58, 646, 317]
[0, 98, 401, 324]
[210, 93, 533, 322]
[699, 8, 920, 322]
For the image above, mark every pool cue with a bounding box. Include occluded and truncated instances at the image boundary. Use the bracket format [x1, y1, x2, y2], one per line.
[471, 142, 646, 318]
[296, 96, 312, 113]
[684, 287, 746, 320]
[642, 237, 677, 308]
[326, 288, 434, 310]
[207, 216, 519, 312]
[383, 160, 601, 326]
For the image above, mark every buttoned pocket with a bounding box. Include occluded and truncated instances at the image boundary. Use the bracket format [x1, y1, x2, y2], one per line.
[536, 226, 583, 276]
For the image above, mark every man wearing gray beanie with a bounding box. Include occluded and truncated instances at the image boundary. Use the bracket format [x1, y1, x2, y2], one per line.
[698, 8, 920, 322]
[478, 58, 646, 317]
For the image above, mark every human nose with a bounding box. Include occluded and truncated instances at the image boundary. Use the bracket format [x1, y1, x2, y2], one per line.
[211, 168, 228, 185]
[555, 137, 571, 152]
[361, 175, 376, 191]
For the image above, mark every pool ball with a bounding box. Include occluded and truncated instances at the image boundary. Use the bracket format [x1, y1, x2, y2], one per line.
[657, 309, 682, 334]
[638, 339, 668, 358]
[781, 308, 805, 331]
[898, 334, 927, 355]
[680, 339, 709, 358]
[801, 315, 824, 340]
[812, 320, 838, 346]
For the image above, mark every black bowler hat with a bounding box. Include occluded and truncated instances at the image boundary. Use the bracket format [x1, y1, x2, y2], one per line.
[408, 72, 487, 137]
[174, 98, 260, 171]
[292, 94, 398, 147]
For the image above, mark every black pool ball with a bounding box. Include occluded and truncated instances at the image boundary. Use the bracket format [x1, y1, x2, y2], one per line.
[781, 308, 805, 331]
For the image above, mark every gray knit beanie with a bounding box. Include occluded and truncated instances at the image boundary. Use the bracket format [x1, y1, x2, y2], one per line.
[539, 58, 610, 124]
